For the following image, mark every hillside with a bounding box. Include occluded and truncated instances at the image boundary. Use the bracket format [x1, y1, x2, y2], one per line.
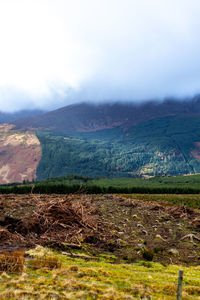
[35, 115, 200, 179]
[2, 98, 200, 182]
[0, 124, 41, 184]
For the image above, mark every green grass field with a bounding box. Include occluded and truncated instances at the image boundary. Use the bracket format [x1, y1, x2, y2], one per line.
[39, 173, 200, 189]
[0, 246, 200, 299]
[121, 193, 200, 209]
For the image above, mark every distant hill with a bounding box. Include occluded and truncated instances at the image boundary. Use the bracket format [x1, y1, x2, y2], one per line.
[13, 96, 200, 131]
[0, 109, 44, 124]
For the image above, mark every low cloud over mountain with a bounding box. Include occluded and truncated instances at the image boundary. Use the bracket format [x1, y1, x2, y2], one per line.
[1, 0, 200, 112]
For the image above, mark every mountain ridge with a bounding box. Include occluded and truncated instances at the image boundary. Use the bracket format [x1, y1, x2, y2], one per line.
[12, 96, 200, 132]
[0, 109, 45, 125]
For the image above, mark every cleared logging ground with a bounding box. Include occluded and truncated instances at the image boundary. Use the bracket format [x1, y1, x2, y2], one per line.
[0, 194, 200, 265]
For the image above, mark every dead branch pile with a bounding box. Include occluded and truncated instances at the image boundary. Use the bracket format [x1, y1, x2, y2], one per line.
[33, 196, 99, 241]
[0, 228, 25, 246]
[0, 195, 109, 248]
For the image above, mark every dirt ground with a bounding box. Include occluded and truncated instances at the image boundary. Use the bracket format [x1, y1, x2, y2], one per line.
[0, 193, 200, 265]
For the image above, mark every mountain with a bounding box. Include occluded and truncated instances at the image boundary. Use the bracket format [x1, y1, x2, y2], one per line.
[2, 98, 200, 183]
[13, 96, 200, 131]
[0, 109, 44, 124]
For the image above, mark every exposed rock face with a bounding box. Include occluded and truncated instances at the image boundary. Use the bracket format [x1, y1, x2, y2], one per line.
[0, 124, 41, 184]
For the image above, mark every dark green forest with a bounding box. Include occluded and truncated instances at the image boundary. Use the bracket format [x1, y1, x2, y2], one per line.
[2, 174, 200, 200]
[36, 115, 200, 180]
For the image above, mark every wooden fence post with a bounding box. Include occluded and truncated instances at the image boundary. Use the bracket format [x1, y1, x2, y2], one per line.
[177, 270, 183, 300]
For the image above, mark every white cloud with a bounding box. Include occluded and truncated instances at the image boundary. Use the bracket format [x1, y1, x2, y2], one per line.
[0, 0, 200, 111]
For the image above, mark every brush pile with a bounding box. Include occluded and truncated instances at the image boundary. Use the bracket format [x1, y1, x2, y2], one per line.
[27, 196, 100, 243]
[0, 195, 109, 249]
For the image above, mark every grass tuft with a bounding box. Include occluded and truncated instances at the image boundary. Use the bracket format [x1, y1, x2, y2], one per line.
[0, 250, 25, 273]
[28, 255, 61, 270]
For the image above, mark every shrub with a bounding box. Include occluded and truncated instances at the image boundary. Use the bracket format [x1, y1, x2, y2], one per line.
[141, 248, 154, 261]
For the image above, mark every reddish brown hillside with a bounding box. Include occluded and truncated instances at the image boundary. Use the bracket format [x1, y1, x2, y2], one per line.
[0, 124, 41, 184]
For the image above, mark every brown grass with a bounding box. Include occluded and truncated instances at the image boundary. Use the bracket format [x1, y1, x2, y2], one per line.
[0, 250, 25, 273]
[28, 255, 61, 270]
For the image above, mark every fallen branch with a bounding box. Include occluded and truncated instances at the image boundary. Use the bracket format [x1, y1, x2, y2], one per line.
[62, 252, 98, 260]
[180, 234, 200, 243]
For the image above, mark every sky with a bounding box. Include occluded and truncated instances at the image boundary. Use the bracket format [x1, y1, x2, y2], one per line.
[1, 0, 200, 112]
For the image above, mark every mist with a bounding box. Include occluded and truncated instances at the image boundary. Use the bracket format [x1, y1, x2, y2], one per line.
[0, 0, 200, 112]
